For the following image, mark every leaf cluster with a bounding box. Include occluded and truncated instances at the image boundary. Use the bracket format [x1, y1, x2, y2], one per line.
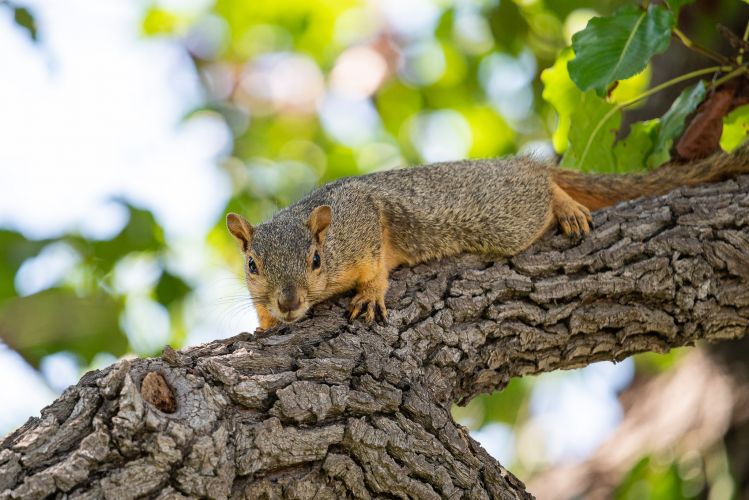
[544, 0, 749, 172]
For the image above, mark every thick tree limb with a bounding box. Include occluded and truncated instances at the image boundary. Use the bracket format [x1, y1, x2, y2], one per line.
[1, 175, 748, 499]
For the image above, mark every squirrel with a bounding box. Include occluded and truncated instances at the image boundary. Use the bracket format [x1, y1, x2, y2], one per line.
[227, 146, 749, 330]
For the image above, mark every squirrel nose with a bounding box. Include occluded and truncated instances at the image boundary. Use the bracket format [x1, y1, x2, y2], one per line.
[277, 290, 302, 313]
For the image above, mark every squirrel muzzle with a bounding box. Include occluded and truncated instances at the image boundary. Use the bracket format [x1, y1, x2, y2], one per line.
[270, 287, 309, 323]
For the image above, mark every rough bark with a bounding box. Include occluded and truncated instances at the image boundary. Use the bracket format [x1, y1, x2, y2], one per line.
[1, 175, 748, 499]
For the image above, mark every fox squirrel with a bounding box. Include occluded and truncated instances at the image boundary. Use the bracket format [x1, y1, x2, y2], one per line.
[227, 147, 749, 330]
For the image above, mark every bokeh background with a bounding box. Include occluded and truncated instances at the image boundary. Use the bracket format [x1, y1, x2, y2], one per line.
[1, 0, 747, 497]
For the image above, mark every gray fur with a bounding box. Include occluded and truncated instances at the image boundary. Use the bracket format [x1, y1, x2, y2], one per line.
[251, 157, 552, 301]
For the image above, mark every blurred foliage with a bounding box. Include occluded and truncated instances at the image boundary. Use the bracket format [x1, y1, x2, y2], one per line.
[1, 0, 748, 494]
[3, 1, 37, 41]
[722, 103, 749, 152]
[0, 203, 184, 365]
[616, 447, 736, 500]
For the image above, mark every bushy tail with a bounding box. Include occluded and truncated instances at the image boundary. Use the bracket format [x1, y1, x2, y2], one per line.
[552, 144, 749, 211]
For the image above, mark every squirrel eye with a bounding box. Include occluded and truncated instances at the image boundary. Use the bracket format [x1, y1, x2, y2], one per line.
[312, 251, 321, 270]
[248, 256, 259, 275]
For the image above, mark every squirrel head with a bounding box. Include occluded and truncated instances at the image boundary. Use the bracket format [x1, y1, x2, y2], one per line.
[226, 206, 331, 324]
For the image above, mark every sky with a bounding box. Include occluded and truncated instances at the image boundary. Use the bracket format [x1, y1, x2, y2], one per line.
[0, 0, 229, 240]
[0, 0, 635, 468]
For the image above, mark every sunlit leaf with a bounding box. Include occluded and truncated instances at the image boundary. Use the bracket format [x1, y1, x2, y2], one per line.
[568, 5, 675, 94]
[609, 64, 651, 105]
[142, 7, 180, 36]
[462, 105, 515, 158]
[376, 81, 423, 139]
[634, 348, 689, 375]
[720, 103, 749, 152]
[541, 48, 579, 153]
[615, 455, 684, 500]
[214, 0, 359, 61]
[435, 41, 468, 88]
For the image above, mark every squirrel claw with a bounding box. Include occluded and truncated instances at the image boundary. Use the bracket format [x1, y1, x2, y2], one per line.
[349, 301, 377, 323]
[552, 183, 592, 239]
[375, 302, 388, 322]
[556, 205, 591, 239]
[348, 292, 388, 324]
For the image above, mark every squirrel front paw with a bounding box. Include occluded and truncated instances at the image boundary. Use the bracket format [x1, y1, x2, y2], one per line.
[552, 184, 593, 238]
[348, 286, 388, 323]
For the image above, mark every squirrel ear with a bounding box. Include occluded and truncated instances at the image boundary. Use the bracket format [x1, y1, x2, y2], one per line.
[226, 213, 254, 251]
[308, 205, 331, 243]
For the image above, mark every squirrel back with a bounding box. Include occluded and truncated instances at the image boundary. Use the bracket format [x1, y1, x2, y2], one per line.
[228, 145, 749, 329]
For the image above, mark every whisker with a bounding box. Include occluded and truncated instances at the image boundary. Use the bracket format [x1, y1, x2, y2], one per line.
[215, 301, 256, 332]
[214, 295, 252, 305]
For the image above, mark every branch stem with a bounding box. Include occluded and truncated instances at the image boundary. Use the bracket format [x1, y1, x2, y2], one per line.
[711, 65, 748, 88]
[739, 21, 749, 64]
[673, 28, 731, 65]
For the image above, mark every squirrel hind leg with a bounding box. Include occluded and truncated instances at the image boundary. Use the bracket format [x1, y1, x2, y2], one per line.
[551, 182, 593, 238]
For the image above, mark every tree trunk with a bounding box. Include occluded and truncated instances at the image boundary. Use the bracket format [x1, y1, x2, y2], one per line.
[1, 173, 748, 499]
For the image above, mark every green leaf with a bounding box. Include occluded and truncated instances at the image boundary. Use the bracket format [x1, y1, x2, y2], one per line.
[12, 6, 37, 41]
[614, 119, 659, 173]
[568, 5, 675, 94]
[69, 204, 165, 273]
[614, 455, 683, 500]
[541, 48, 579, 153]
[487, 0, 529, 53]
[450, 378, 529, 429]
[648, 81, 706, 168]
[155, 271, 191, 305]
[480, 378, 528, 425]
[142, 7, 180, 36]
[721, 103, 749, 152]
[561, 91, 621, 172]
[0, 230, 47, 301]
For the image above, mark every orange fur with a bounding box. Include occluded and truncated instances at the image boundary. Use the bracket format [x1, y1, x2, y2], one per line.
[256, 303, 278, 330]
[551, 182, 593, 237]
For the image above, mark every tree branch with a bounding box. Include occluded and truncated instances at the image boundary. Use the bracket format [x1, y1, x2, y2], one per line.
[1, 173, 748, 499]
